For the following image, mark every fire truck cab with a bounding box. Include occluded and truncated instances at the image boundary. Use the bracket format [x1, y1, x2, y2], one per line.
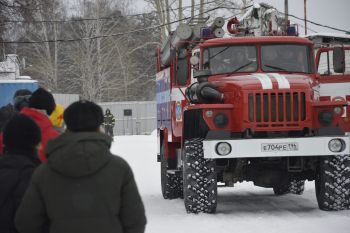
[156, 25, 350, 213]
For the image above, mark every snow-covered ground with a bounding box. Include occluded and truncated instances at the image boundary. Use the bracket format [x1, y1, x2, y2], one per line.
[111, 135, 350, 233]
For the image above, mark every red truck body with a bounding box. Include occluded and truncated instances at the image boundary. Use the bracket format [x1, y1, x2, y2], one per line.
[156, 32, 350, 213]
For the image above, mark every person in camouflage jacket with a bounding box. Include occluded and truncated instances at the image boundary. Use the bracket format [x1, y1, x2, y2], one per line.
[103, 108, 115, 137]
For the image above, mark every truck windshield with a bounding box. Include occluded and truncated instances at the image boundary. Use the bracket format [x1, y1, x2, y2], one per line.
[203, 45, 257, 75]
[261, 44, 311, 73]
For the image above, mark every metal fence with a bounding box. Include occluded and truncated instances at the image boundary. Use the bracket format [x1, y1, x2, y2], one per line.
[53, 93, 79, 108]
[99, 101, 156, 135]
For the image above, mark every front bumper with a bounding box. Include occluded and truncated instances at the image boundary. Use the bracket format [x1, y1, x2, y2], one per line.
[203, 136, 350, 159]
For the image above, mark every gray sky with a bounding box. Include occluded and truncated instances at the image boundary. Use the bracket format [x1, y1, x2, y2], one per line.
[256, 0, 350, 35]
[133, 0, 350, 35]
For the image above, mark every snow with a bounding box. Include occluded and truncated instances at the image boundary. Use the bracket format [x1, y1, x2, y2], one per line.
[111, 135, 350, 233]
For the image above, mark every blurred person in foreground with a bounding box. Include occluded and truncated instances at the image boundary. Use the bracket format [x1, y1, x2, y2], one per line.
[0, 89, 32, 155]
[0, 114, 41, 233]
[15, 100, 146, 233]
[20, 88, 60, 162]
[0, 105, 15, 155]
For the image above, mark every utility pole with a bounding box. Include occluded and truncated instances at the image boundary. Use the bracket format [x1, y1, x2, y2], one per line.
[284, 0, 289, 33]
[304, 0, 307, 35]
[178, 0, 183, 21]
[191, 0, 195, 19]
[199, 0, 204, 18]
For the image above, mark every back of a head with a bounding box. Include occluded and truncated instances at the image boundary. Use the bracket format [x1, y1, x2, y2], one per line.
[13, 89, 32, 112]
[64, 100, 103, 132]
[29, 87, 56, 115]
[3, 114, 41, 153]
[14, 89, 32, 99]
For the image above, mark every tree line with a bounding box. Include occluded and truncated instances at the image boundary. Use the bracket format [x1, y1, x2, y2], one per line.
[0, 0, 241, 102]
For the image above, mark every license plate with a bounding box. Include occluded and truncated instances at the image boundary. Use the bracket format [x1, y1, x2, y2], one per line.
[261, 142, 299, 152]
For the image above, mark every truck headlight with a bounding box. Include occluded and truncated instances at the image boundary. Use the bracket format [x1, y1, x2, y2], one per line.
[213, 113, 228, 128]
[328, 139, 345, 153]
[318, 111, 333, 126]
[334, 107, 342, 115]
[216, 142, 232, 156]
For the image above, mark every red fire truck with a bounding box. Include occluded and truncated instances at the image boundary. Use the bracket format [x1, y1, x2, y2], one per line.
[156, 16, 350, 213]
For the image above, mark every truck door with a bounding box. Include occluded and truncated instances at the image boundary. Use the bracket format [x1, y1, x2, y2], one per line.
[316, 46, 350, 130]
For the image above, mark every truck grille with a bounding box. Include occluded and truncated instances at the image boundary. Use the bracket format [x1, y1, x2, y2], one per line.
[248, 92, 306, 125]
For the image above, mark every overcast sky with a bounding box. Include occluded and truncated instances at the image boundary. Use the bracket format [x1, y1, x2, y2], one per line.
[133, 0, 350, 35]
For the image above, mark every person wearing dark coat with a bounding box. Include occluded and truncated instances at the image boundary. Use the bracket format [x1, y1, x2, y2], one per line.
[0, 89, 32, 155]
[0, 104, 15, 155]
[13, 89, 32, 112]
[103, 108, 115, 137]
[15, 100, 146, 233]
[0, 114, 41, 233]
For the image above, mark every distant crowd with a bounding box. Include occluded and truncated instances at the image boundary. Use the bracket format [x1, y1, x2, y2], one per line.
[0, 87, 146, 233]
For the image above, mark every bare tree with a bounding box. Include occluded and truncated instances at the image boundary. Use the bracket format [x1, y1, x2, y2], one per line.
[1, 0, 160, 101]
[14, 0, 66, 92]
[63, 0, 159, 101]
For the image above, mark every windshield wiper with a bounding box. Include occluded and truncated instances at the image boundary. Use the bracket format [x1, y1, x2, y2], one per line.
[226, 61, 253, 76]
[263, 64, 287, 72]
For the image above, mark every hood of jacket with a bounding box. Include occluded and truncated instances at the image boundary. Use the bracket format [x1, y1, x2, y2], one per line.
[45, 132, 112, 178]
[0, 152, 39, 170]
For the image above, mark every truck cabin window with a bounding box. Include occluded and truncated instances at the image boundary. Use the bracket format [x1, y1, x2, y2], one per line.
[261, 44, 312, 73]
[318, 49, 350, 75]
[203, 45, 257, 75]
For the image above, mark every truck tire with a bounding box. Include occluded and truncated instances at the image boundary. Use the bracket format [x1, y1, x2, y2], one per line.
[161, 144, 183, 199]
[273, 183, 290, 195]
[289, 180, 305, 195]
[315, 155, 350, 210]
[273, 180, 305, 195]
[183, 138, 217, 213]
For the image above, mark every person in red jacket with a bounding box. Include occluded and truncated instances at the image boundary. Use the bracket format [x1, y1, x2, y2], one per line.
[20, 88, 60, 162]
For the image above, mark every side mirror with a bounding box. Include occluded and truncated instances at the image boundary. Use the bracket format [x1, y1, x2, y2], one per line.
[190, 56, 199, 66]
[333, 46, 345, 73]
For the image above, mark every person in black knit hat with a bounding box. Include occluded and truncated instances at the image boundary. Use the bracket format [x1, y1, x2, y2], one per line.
[63, 100, 104, 132]
[0, 114, 41, 233]
[16, 100, 146, 233]
[20, 87, 60, 162]
[3, 115, 41, 154]
[28, 87, 56, 116]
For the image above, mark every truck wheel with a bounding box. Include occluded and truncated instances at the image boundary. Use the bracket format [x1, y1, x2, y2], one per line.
[183, 138, 217, 213]
[273, 183, 290, 195]
[315, 155, 350, 210]
[289, 180, 305, 195]
[273, 180, 305, 195]
[161, 144, 183, 199]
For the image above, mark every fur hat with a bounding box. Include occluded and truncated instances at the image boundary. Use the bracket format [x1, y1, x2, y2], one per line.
[29, 88, 56, 115]
[13, 89, 32, 112]
[64, 100, 104, 132]
[3, 114, 41, 152]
